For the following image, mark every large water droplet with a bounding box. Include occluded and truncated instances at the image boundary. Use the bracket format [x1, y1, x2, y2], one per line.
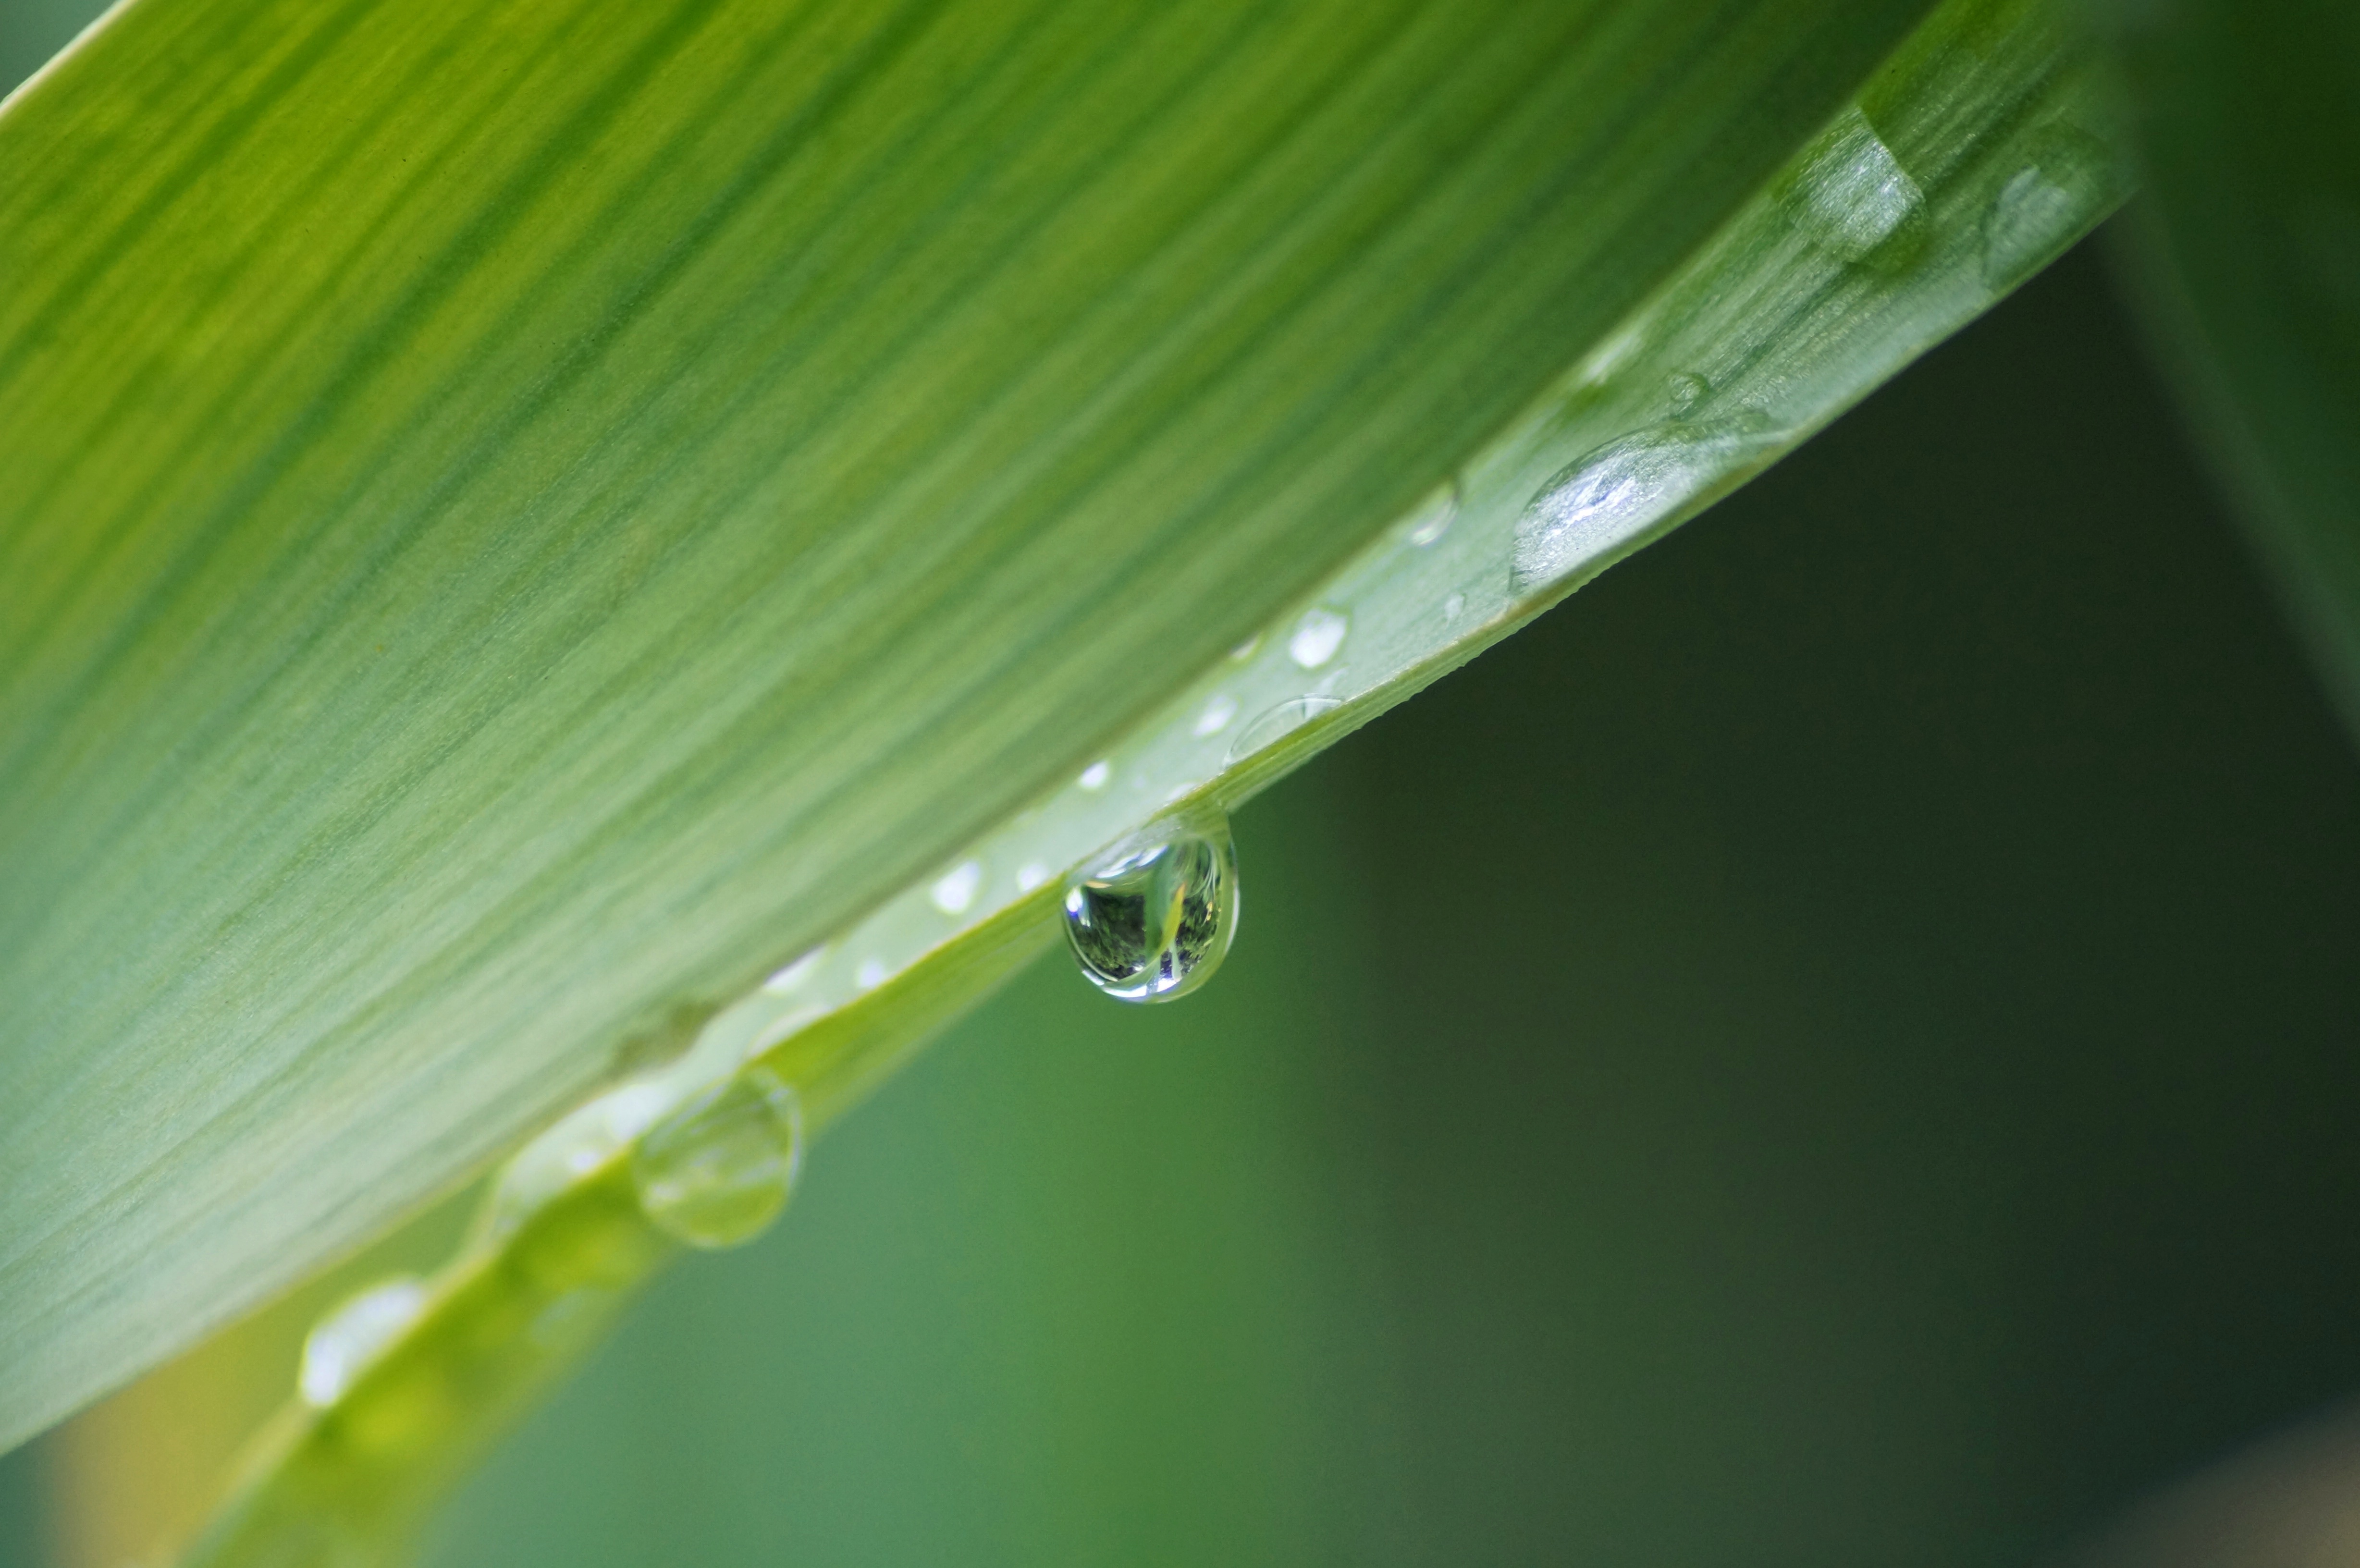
[1510, 418, 1782, 591]
[1979, 125, 2116, 290]
[1787, 105, 1922, 261]
[1062, 808, 1239, 1003]
[630, 1068, 805, 1249]
[1226, 696, 1342, 764]
[300, 1277, 428, 1407]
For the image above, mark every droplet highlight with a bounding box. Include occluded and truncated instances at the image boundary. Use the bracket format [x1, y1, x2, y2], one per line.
[1078, 760, 1111, 791]
[1226, 696, 1343, 764]
[1287, 608, 1348, 669]
[1787, 105, 1922, 261]
[1510, 418, 1783, 592]
[1062, 808, 1239, 1003]
[300, 1277, 428, 1407]
[630, 1068, 806, 1249]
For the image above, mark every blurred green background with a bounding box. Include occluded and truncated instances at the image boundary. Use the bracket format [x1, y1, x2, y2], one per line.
[6, 4, 2360, 1563]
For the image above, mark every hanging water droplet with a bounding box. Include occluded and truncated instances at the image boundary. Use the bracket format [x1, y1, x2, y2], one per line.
[930, 860, 982, 915]
[1979, 124, 2117, 290]
[1403, 483, 1458, 547]
[1062, 808, 1239, 1003]
[1226, 696, 1343, 764]
[1665, 370, 1710, 418]
[1510, 417, 1784, 591]
[1287, 607, 1348, 669]
[299, 1277, 428, 1407]
[1786, 105, 1922, 261]
[630, 1068, 805, 1249]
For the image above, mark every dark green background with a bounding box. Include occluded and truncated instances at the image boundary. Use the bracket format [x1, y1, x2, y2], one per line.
[3, 1, 2357, 1551]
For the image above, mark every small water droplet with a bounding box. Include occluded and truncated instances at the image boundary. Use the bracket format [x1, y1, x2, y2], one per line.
[930, 860, 982, 915]
[762, 948, 823, 994]
[854, 956, 888, 990]
[1510, 418, 1782, 592]
[1193, 694, 1239, 736]
[1404, 483, 1459, 547]
[1442, 592, 1465, 622]
[1062, 808, 1239, 1003]
[1078, 760, 1111, 791]
[1229, 634, 1261, 662]
[1015, 861, 1049, 893]
[1666, 370, 1710, 418]
[1287, 608, 1348, 669]
[1787, 105, 1922, 261]
[1225, 697, 1343, 764]
[631, 1068, 805, 1249]
[1979, 125, 2116, 290]
[300, 1277, 428, 1407]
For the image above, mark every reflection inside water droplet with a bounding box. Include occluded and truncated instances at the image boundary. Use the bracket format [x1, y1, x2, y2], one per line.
[1226, 696, 1343, 765]
[631, 1068, 805, 1249]
[300, 1277, 428, 1407]
[1510, 417, 1783, 592]
[1788, 105, 1922, 261]
[1062, 808, 1239, 1004]
[1287, 608, 1348, 669]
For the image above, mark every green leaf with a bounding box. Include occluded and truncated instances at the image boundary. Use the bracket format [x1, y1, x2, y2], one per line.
[2107, 0, 2360, 738]
[0, 0, 2120, 1466]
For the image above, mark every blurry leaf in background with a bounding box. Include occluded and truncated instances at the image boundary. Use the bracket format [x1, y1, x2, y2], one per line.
[19, 241, 2350, 1568]
[2109, 0, 2360, 742]
[0, 0, 1942, 1453]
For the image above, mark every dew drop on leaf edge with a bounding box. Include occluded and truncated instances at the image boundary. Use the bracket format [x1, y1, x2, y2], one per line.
[631, 1068, 806, 1249]
[1062, 807, 1239, 1004]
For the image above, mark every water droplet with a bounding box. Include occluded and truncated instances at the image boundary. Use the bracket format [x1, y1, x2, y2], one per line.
[1062, 808, 1239, 1003]
[1193, 694, 1239, 736]
[762, 948, 823, 994]
[1787, 105, 1922, 261]
[854, 956, 888, 990]
[300, 1277, 428, 1407]
[1979, 125, 2117, 290]
[1287, 608, 1348, 669]
[1510, 418, 1783, 592]
[1229, 634, 1261, 662]
[1015, 861, 1049, 893]
[1078, 760, 1111, 791]
[930, 860, 982, 915]
[1225, 697, 1343, 764]
[631, 1068, 805, 1249]
[1404, 483, 1458, 547]
[1442, 592, 1465, 622]
[1666, 370, 1710, 418]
